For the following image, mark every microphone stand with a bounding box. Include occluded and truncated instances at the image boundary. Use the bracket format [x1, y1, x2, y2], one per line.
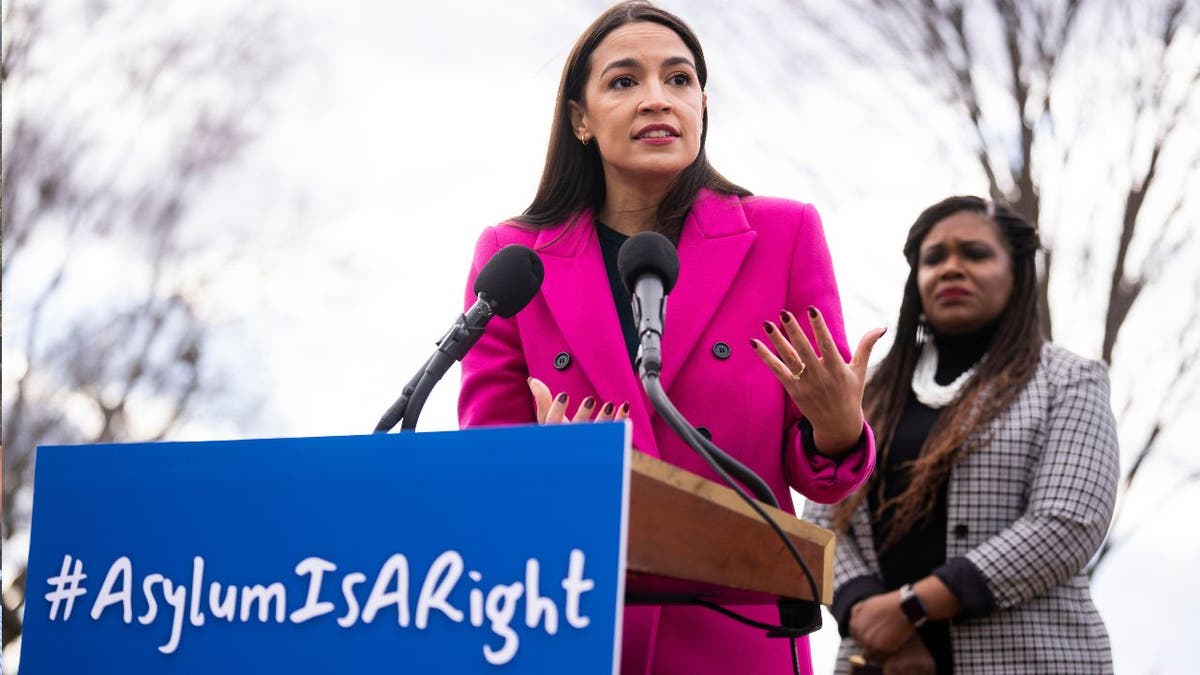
[397, 350, 455, 432]
[374, 293, 494, 433]
[639, 369, 822, 638]
[642, 373, 779, 508]
[632, 279, 777, 507]
[373, 354, 434, 433]
[632, 280, 822, 642]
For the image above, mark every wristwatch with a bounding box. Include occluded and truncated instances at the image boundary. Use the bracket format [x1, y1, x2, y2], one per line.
[898, 583, 928, 628]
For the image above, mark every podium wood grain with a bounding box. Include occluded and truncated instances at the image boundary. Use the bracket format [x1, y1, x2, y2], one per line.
[625, 450, 834, 606]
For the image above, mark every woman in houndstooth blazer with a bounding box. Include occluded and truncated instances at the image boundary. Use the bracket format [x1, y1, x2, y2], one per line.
[806, 196, 1120, 674]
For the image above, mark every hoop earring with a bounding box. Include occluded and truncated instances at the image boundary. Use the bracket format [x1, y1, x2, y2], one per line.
[580, 135, 590, 146]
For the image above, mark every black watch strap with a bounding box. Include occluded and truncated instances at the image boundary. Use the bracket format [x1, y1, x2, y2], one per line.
[899, 583, 928, 627]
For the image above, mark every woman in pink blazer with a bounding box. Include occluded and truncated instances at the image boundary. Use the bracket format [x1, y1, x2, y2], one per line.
[459, 2, 883, 673]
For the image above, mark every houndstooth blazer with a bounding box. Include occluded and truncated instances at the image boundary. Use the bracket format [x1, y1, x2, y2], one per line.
[806, 343, 1120, 674]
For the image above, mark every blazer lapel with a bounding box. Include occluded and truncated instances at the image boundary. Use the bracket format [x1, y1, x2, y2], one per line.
[660, 191, 756, 391]
[535, 213, 659, 455]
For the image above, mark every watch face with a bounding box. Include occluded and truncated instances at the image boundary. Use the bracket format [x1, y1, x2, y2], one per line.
[900, 588, 927, 625]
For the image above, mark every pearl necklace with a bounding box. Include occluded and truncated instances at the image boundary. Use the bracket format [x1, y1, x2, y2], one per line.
[911, 340, 976, 409]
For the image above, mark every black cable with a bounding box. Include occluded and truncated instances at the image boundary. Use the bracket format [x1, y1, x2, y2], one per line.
[689, 600, 805, 675]
[685, 413, 777, 507]
[373, 354, 435, 433]
[399, 350, 455, 431]
[790, 635, 800, 675]
[642, 374, 822, 622]
[688, 598, 807, 636]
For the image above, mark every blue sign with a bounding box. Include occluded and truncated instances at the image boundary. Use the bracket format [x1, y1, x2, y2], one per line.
[21, 423, 631, 674]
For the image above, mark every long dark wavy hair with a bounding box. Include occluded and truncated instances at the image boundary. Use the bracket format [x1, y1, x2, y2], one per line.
[832, 196, 1045, 548]
[514, 0, 749, 241]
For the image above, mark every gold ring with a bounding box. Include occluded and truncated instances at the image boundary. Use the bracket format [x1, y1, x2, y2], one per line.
[791, 361, 807, 379]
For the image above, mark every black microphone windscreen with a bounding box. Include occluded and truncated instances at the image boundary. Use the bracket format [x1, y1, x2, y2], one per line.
[617, 232, 680, 295]
[473, 244, 545, 318]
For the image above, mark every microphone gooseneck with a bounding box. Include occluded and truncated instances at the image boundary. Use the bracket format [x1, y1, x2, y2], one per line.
[373, 244, 544, 433]
[617, 232, 822, 642]
[618, 233, 776, 505]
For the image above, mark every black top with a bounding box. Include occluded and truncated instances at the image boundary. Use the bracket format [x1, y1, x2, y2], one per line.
[867, 327, 991, 674]
[596, 222, 640, 369]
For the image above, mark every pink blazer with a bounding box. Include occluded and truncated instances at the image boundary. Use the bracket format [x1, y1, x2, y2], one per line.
[459, 189, 875, 675]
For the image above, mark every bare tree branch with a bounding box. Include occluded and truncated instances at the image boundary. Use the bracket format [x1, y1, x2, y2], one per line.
[1090, 464, 1200, 573]
[2, 0, 294, 652]
[782, 0, 1200, 583]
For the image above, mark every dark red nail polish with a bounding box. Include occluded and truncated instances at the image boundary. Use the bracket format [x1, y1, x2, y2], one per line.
[780, 310, 791, 324]
[555, 392, 568, 404]
[749, 338, 758, 349]
[620, 401, 630, 414]
[602, 402, 615, 415]
[808, 306, 818, 318]
[763, 321, 774, 334]
[582, 396, 595, 409]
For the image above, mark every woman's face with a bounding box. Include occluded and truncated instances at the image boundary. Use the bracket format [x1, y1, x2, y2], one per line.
[917, 211, 1015, 335]
[569, 22, 705, 185]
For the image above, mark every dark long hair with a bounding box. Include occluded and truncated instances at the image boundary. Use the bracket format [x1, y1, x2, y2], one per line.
[832, 196, 1045, 548]
[514, 0, 748, 241]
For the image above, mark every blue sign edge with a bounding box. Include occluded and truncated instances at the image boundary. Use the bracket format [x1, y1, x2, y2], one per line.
[23, 422, 635, 673]
[612, 420, 631, 674]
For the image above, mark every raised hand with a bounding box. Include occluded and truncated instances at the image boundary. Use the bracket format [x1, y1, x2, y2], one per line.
[751, 306, 885, 457]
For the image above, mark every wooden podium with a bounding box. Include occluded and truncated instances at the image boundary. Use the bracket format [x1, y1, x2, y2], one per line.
[625, 450, 834, 607]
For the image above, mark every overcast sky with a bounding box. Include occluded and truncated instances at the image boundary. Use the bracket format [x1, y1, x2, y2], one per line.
[4, 1, 1198, 672]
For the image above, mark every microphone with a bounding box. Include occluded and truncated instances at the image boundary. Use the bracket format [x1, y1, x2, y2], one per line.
[616, 232, 823, 639]
[616, 233, 777, 507]
[617, 232, 679, 380]
[374, 244, 545, 433]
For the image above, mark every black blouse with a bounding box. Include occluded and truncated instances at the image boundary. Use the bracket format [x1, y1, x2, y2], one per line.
[831, 325, 997, 674]
[596, 222, 640, 369]
[868, 327, 991, 673]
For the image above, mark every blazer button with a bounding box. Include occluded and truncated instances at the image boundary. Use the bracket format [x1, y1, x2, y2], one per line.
[954, 523, 969, 540]
[695, 426, 712, 440]
[553, 352, 571, 370]
[711, 341, 731, 360]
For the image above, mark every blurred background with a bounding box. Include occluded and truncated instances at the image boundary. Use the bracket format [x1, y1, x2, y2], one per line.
[3, 0, 1197, 672]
